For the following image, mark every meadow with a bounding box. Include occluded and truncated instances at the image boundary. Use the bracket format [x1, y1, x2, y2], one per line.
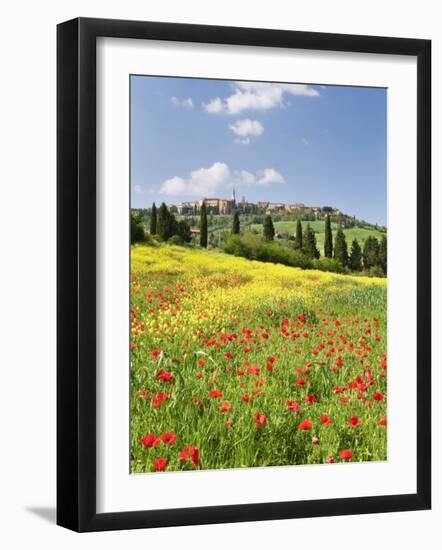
[250, 220, 385, 251]
[130, 244, 387, 473]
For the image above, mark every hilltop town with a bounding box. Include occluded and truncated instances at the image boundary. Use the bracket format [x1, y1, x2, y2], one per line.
[169, 187, 341, 217]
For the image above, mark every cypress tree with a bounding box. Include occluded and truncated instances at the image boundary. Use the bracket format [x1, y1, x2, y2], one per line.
[349, 238, 362, 271]
[363, 236, 380, 270]
[157, 202, 170, 241]
[303, 224, 320, 259]
[200, 202, 208, 248]
[177, 220, 192, 243]
[378, 235, 387, 275]
[334, 227, 349, 267]
[294, 220, 303, 250]
[263, 214, 275, 241]
[232, 211, 240, 234]
[149, 202, 157, 235]
[324, 214, 333, 258]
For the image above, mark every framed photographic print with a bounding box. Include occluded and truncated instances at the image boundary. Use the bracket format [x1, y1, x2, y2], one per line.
[57, 17, 431, 532]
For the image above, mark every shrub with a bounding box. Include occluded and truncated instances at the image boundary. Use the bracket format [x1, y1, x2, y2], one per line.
[313, 257, 346, 274]
[168, 234, 184, 246]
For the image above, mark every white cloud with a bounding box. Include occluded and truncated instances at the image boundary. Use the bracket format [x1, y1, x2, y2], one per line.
[229, 119, 264, 144]
[204, 81, 319, 115]
[134, 184, 142, 194]
[203, 97, 224, 113]
[160, 162, 232, 197]
[160, 163, 286, 197]
[170, 96, 194, 109]
[235, 170, 256, 185]
[256, 168, 286, 186]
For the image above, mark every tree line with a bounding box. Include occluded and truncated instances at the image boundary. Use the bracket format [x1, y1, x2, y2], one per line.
[131, 202, 192, 244]
[260, 213, 386, 275]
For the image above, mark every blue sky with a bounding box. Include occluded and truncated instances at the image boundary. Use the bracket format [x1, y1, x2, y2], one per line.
[131, 76, 386, 225]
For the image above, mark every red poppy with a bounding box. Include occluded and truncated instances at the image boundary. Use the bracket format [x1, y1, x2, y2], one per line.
[178, 447, 189, 461]
[339, 449, 353, 460]
[208, 389, 223, 399]
[179, 446, 200, 466]
[247, 365, 260, 375]
[219, 401, 231, 412]
[156, 369, 174, 383]
[242, 394, 251, 402]
[326, 455, 335, 464]
[225, 420, 234, 428]
[197, 359, 206, 367]
[196, 372, 203, 379]
[160, 432, 177, 444]
[378, 418, 387, 426]
[153, 458, 167, 471]
[286, 400, 300, 412]
[140, 433, 160, 447]
[305, 394, 318, 403]
[348, 416, 361, 427]
[224, 353, 234, 359]
[298, 419, 313, 431]
[373, 392, 385, 401]
[255, 412, 267, 429]
[311, 436, 320, 445]
[296, 377, 307, 386]
[267, 356, 276, 363]
[320, 415, 332, 425]
[151, 349, 162, 359]
[189, 447, 200, 466]
[151, 392, 169, 408]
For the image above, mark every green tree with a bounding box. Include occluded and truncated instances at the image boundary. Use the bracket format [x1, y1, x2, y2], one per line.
[263, 215, 275, 241]
[232, 211, 240, 234]
[324, 214, 333, 258]
[149, 202, 157, 235]
[200, 202, 208, 248]
[349, 238, 362, 271]
[157, 202, 170, 241]
[177, 220, 192, 243]
[293, 220, 303, 250]
[303, 224, 320, 259]
[378, 235, 387, 275]
[130, 212, 145, 243]
[363, 236, 380, 270]
[334, 227, 348, 267]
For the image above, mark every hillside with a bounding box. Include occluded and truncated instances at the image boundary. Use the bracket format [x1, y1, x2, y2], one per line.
[250, 220, 385, 253]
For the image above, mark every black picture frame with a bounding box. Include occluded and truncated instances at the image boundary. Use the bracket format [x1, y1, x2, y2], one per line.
[57, 17, 431, 532]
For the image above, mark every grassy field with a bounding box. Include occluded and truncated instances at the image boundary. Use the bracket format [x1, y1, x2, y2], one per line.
[130, 244, 387, 473]
[250, 220, 385, 253]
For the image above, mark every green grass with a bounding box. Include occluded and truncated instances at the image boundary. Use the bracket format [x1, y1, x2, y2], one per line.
[250, 220, 385, 254]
